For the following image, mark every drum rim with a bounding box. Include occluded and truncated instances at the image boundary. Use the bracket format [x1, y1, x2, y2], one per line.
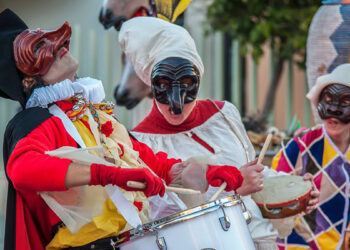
[255, 188, 312, 208]
[116, 194, 242, 245]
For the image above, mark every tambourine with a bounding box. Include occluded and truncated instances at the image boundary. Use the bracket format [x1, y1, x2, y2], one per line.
[251, 175, 313, 219]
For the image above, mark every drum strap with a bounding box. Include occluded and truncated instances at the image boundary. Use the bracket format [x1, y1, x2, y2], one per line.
[209, 99, 250, 163]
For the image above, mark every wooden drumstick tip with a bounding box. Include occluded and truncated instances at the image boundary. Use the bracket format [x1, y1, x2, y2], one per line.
[127, 181, 146, 189]
[209, 182, 227, 201]
[166, 186, 201, 195]
[257, 133, 273, 165]
[127, 181, 201, 195]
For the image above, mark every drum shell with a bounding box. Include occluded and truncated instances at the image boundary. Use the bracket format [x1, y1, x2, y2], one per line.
[257, 189, 312, 219]
[119, 197, 255, 250]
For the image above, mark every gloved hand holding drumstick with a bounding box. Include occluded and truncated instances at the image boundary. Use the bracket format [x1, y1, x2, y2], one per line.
[126, 160, 244, 197]
[89, 163, 166, 197]
[210, 134, 272, 201]
[170, 159, 244, 193]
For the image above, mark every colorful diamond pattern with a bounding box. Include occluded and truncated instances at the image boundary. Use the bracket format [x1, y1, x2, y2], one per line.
[324, 157, 346, 187]
[272, 128, 350, 249]
[320, 193, 344, 224]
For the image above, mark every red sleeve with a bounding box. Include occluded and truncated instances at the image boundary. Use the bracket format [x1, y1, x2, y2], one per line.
[7, 116, 77, 192]
[131, 138, 181, 184]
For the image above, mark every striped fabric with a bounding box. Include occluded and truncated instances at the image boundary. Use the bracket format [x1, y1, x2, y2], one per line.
[155, 0, 192, 22]
[307, 3, 350, 121]
[272, 126, 350, 249]
[322, 0, 350, 4]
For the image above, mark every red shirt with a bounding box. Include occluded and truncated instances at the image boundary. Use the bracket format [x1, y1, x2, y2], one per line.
[133, 99, 224, 153]
[133, 99, 224, 134]
[7, 113, 180, 250]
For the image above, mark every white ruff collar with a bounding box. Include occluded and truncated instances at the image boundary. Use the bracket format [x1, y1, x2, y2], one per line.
[25, 77, 106, 109]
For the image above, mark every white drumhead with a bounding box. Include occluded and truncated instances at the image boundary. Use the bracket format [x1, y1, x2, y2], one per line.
[252, 175, 312, 205]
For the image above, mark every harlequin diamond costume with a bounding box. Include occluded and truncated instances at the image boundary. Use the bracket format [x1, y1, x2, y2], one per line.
[0, 9, 243, 250]
[118, 16, 296, 250]
[272, 64, 350, 249]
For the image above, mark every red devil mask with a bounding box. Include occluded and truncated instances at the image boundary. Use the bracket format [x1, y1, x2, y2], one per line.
[13, 22, 71, 76]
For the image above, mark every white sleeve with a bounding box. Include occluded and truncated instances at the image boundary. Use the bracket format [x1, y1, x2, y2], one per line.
[270, 216, 296, 238]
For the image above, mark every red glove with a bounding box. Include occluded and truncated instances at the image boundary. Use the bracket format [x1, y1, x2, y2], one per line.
[89, 164, 165, 197]
[206, 165, 243, 192]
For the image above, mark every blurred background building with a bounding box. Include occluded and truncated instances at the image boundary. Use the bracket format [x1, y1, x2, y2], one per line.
[0, 0, 313, 248]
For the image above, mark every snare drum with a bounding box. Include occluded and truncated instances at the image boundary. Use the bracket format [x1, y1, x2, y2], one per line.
[114, 195, 255, 250]
[251, 175, 313, 219]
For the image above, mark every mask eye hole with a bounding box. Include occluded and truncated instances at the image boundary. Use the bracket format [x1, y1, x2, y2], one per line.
[156, 78, 171, 89]
[59, 39, 69, 50]
[180, 77, 195, 88]
[341, 97, 350, 107]
[34, 41, 45, 53]
[323, 94, 333, 104]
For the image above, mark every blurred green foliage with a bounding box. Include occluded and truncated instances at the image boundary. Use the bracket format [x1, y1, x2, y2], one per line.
[207, 0, 320, 68]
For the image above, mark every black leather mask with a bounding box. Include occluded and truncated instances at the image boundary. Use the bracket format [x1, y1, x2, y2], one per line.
[151, 57, 200, 115]
[318, 84, 350, 124]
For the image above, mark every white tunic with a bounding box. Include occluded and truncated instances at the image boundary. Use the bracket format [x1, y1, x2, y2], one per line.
[131, 101, 289, 243]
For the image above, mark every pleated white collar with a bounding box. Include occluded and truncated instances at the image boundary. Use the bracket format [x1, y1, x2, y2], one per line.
[25, 77, 105, 109]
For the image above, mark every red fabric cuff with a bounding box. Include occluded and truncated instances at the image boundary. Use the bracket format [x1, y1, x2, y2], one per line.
[207, 165, 244, 191]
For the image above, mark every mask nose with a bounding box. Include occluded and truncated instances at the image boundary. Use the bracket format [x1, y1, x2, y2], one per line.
[327, 104, 343, 116]
[46, 22, 71, 42]
[167, 86, 185, 115]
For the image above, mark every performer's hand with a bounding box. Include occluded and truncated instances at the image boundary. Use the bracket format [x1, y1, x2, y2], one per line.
[89, 164, 165, 197]
[236, 159, 264, 196]
[206, 165, 243, 192]
[303, 173, 320, 214]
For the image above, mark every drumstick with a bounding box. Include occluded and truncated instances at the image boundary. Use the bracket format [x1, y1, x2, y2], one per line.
[166, 186, 201, 194]
[127, 181, 146, 189]
[209, 133, 273, 202]
[126, 181, 201, 195]
[209, 182, 227, 202]
[257, 133, 273, 164]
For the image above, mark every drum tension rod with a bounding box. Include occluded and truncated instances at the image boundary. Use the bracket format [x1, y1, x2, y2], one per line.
[154, 229, 167, 250]
[219, 205, 231, 231]
[240, 200, 252, 224]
